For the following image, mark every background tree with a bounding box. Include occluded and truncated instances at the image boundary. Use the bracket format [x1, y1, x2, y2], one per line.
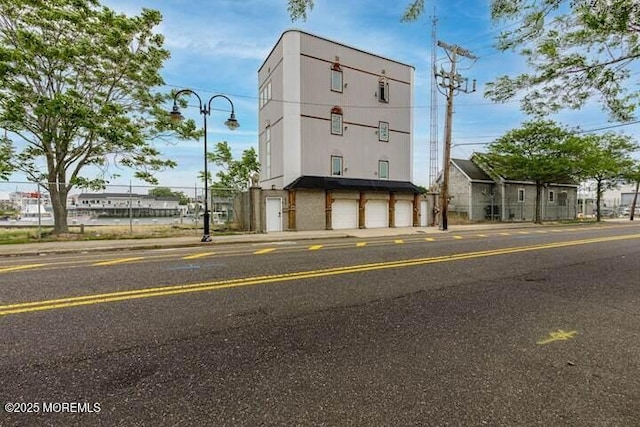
[624, 162, 640, 221]
[206, 141, 260, 193]
[0, 0, 198, 233]
[576, 133, 637, 221]
[486, 0, 640, 121]
[484, 120, 582, 224]
[286, 0, 425, 21]
[148, 187, 189, 205]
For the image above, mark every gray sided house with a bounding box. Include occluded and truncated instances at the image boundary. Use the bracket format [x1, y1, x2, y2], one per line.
[446, 157, 578, 222]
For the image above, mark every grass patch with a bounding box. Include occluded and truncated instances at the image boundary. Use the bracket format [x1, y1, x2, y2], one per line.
[0, 224, 243, 244]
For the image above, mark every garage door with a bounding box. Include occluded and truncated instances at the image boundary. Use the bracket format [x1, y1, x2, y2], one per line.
[332, 199, 358, 230]
[365, 199, 388, 228]
[395, 200, 412, 227]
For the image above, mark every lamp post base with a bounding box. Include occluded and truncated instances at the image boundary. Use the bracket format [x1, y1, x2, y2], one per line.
[201, 234, 212, 242]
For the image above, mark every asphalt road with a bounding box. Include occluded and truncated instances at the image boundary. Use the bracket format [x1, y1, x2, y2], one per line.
[1, 223, 639, 426]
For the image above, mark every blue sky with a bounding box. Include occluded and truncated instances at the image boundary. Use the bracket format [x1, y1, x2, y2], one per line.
[8, 0, 640, 193]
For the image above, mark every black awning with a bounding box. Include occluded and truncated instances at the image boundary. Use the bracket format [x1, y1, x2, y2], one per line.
[284, 176, 421, 193]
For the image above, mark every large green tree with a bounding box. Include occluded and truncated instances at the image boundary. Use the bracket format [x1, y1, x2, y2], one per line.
[0, 0, 197, 233]
[484, 120, 583, 224]
[486, 0, 640, 121]
[206, 141, 259, 193]
[576, 133, 637, 221]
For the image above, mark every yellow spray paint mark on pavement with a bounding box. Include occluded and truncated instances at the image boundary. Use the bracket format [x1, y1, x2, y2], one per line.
[0, 264, 47, 274]
[537, 329, 578, 345]
[308, 245, 323, 251]
[254, 248, 276, 255]
[477, 234, 487, 238]
[425, 238, 435, 242]
[453, 236, 463, 240]
[182, 252, 216, 260]
[93, 257, 145, 266]
[394, 240, 404, 244]
[356, 242, 367, 247]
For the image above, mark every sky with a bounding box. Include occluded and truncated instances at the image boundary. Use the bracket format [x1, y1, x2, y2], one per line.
[5, 0, 640, 195]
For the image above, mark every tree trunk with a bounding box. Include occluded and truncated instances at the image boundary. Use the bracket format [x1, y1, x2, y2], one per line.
[535, 183, 542, 224]
[48, 182, 69, 234]
[630, 180, 639, 221]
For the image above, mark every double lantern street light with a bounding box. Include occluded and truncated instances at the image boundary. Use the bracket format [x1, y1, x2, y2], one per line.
[169, 90, 240, 242]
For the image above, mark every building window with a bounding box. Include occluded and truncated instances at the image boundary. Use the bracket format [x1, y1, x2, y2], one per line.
[259, 81, 272, 108]
[331, 106, 343, 135]
[548, 190, 555, 203]
[378, 78, 389, 103]
[518, 188, 525, 203]
[558, 191, 568, 207]
[378, 121, 389, 142]
[331, 63, 343, 93]
[331, 156, 343, 176]
[378, 160, 389, 179]
[265, 126, 271, 178]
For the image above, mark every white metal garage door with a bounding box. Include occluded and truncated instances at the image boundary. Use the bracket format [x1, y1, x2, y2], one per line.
[365, 199, 388, 228]
[395, 200, 412, 227]
[420, 200, 428, 226]
[332, 199, 358, 230]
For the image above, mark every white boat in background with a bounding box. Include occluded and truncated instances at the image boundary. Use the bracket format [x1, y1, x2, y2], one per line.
[18, 201, 53, 222]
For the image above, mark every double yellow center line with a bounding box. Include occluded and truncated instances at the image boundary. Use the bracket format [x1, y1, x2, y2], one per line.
[1, 233, 638, 317]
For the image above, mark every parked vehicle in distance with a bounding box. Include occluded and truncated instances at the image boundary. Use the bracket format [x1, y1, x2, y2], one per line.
[596, 207, 618, 218]
[620, 206, 640, 216]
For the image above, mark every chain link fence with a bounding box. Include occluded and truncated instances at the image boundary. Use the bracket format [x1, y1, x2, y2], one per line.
[0, 181, 243, 231]
[447, 201, 584, 222]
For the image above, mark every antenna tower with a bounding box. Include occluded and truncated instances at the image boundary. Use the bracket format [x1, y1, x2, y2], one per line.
[429, 9, 439, 187]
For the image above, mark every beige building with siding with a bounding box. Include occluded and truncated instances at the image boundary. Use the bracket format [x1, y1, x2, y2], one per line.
[257, 29, 424, 232]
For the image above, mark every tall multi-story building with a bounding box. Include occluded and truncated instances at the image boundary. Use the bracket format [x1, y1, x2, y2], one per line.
[257, 30, 422, 231]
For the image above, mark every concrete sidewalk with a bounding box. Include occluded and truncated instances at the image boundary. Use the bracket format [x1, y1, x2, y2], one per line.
[0, 221, 613, 257]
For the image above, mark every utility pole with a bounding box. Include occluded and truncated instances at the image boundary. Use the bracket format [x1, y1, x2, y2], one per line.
[435, 41, 477, 231]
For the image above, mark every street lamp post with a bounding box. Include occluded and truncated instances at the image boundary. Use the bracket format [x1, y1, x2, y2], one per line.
[169, 90, 240, 242]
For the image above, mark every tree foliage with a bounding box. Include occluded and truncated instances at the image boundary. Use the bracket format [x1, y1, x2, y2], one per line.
[148, 186, 189, 205]
[483, 120, 583, 223]
[286, 0, 425, 21]
[206, 141, 260, 192]
[0, 0, 198, 233]
[0, 134, 13, 180]
[576, 132, 637, 221]
[486, 0, 640, 121]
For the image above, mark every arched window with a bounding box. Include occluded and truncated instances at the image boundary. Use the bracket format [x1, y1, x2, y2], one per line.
[331, 62, 343, 92]
[330, 106, 343, 135]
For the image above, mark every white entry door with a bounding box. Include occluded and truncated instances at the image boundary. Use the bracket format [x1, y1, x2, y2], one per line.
[395, 200, 413, 227]
[365, 200, 388, 228]
[266, 197, 283, 232]
[420, 200, 428, 226]
[332, 199, 358, 230]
